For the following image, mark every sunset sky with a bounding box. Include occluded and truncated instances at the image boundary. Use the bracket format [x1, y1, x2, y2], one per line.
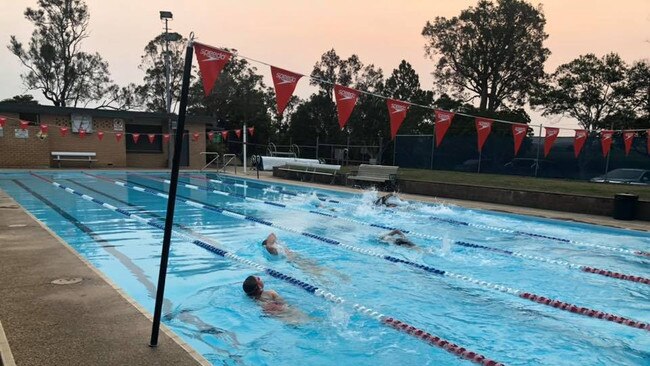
[1, 0, 648, 133]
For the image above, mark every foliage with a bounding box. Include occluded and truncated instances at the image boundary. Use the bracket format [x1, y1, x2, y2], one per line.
[422, 0, 549, 112]
[531, 53, 642, 130]
[0, 95, 39, 104]
[384, 60, 434, 134]
[8, 0, 115, 107]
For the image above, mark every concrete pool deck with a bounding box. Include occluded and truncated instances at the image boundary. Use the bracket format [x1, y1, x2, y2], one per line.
[0, 190, 208, 366]
[0, 168, 646, 366]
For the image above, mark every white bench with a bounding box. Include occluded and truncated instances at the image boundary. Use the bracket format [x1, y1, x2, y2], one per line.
[347, 164, 398, 189]
[51, 152, 97, 168]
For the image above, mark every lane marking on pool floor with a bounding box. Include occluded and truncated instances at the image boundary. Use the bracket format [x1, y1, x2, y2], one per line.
[83, 172, 650, 332]
[135, 173, 650, 287]
[30, 172, 504, 366]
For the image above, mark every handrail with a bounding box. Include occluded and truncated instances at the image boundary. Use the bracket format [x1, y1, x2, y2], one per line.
[200, 152, 220, 171]
[222, 153, 236, 174]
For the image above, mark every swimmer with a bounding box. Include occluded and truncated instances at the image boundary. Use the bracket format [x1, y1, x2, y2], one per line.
[261, 233, 349, 283]
[379, 229, 416, 248]
[242, 275, 308, 324]
[374, 193, 399, 208]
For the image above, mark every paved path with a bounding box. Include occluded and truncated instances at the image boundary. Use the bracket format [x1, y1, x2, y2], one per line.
[0, 190, 207, 366]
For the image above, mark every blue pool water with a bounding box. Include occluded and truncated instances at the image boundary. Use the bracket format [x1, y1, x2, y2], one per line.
[1, 171, 648, 366]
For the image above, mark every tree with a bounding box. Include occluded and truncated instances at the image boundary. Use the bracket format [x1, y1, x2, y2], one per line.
[135, 32, 186, 113]
[8, 0, 114, 107]
[531, 53, 631, 131]
[422, 0, 549, 112]
[384, 60, 434, 134]
[0, 95, 39, 104]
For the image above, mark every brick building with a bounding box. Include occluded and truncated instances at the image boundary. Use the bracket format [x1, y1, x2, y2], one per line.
[0, 104, 212, 169]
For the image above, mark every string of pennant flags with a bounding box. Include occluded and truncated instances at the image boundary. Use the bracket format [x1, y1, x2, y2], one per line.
[0, 115, 254, 144]
[194, 41, 650, 158]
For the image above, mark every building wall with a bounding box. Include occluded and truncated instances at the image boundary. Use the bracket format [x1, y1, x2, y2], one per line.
[187, 124, 206, 169]
[0, 114, 50, 167]
[46, 115, 127, 168]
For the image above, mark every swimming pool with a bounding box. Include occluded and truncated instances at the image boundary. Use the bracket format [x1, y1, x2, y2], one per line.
[1, 170, 648, 365]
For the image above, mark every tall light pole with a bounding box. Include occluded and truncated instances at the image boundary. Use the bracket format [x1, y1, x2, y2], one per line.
[160, 11, 173, 168]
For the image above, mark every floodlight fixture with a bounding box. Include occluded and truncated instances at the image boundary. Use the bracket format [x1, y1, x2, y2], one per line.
[159, 11, 173, 20]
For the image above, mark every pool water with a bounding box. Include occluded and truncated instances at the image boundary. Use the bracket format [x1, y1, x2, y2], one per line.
[0, 171, 648, 366]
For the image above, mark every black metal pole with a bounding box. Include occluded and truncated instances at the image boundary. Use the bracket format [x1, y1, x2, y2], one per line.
[149, 35, 194, 347]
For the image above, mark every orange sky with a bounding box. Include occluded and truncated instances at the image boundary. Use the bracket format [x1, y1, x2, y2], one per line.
[1, 0, 648, 132]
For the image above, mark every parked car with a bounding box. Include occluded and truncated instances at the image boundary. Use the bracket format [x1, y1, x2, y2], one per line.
[590, 169, 650, 185]
[502, 158, 563, 178]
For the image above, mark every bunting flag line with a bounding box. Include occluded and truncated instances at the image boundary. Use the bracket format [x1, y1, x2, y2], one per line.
[163, 134, 170, 144]
[271, 66, 302, 116]
[97, 131, 105, 141]
[221, 131, 228, 140]
[192, 132, 200, 142]
[40, 124, 48, 135]
[544, 127, 560, 157]
[511, 124, 527, 156]
[79, 129, 86, 139]
[20, 121, 29, 130]
[434, 110, 455, 147]
[115, 133, 123, 142]
[59, 127, 69, 137]
[207, 131, 214, 142]
[475, 118, 493, 153]
[247, 126, 255, 137]
[623, 131, 635, 156]
[0, 117, 6, 128]
[235, 129, 242, 139]
[387, 99, 410, 140]
[601, 130, 614, 157]
[148, 134, 156, 144]
[574, 130, 587, 158]
[194, 43, 233, 96]
[132, 133, 140, 144]
[334, 85, 359, 130]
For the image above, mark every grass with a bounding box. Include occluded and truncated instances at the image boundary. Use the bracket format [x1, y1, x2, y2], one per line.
[393, 168, 650, 200]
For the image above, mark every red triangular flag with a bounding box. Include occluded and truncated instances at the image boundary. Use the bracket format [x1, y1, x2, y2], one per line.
[600, 130, 613, 157]
[334, 85, 359, 129]
[475, 118, 493, 152]
[163, 133, 170, 143]
[387, 99, 410, 140]
[115, 133, 123, 142]
[59, 127, 69, 137]
[271, 66, 302, 116]
[194, 43, 232, 96]
[192, 132, 200, 142]
[148, 134, 156, 144]
[574, 130, 587, 158]
[207, 131, 214, 142]
[543, 127, 560, 157]
[97, 131, 104, 141]
[221, 131, 228, 140]
[247, 127, 255, 136]
[434, 110, 455, 147]
[79, 129, 86, 138]
[132, 133, 140, 144]
[235, 129, 242, 139]
[511, 124, 527, 156]
[40, 124, 49, 134]
[622, 131, 635, 156]
[0, 117, 6, 128]
[20, 121, 29, 130]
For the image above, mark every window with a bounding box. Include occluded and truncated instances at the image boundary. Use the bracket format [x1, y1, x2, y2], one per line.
[71, 114, 93, 133]
[126, 124, 163, 153]
[18, 112, 39, 125]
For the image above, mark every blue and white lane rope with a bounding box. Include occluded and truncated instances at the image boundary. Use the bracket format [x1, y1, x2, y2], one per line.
[30, 173, 504, 366]
[85, 173, 650, 332]
[136, 174, 650, 287]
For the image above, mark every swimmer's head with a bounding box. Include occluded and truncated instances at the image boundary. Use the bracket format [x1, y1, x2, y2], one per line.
[243, 275, 263, 297]
[395, 238, 415, 247]
[262, 239, 279, 255]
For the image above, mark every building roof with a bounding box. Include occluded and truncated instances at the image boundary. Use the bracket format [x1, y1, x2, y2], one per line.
[0, 103, 215, 124]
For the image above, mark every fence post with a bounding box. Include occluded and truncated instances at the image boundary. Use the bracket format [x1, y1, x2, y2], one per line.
[534, 124, 542, 177]
[243, 123, 247, 174]
[315, 136, 319, 160]
[430, 133, 435, 170]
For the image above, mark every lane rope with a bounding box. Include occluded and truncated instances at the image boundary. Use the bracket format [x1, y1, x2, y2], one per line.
[137, 173, 649, 287]
[84, 172, 650, 332]
[30, 172, 503, 366]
